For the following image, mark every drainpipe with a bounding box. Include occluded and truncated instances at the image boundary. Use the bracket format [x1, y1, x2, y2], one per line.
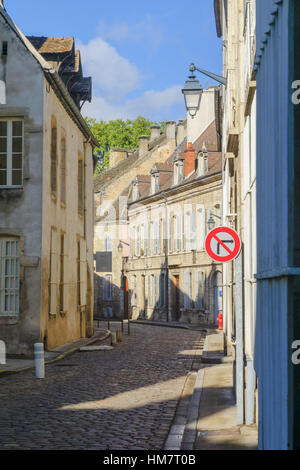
[162, 195, 170, 322]
[235, 248, 244, 424]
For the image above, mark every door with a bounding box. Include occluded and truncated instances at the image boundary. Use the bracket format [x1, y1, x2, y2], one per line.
[214, 271, 222, 324]
[174, 275, 180, 321]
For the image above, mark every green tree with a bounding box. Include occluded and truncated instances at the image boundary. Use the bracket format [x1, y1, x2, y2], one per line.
[86, 116, 164, 174]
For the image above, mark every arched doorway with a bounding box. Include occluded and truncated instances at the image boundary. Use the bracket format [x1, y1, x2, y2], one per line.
[213, 271, 223, 324]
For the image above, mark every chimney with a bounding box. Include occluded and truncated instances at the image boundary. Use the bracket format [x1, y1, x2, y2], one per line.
[184, 142, 196, 177]
[150, 124, 160, 141]
[139, 135, 148, 157]
[109, 148, 128, 169]
[176, 121, 185, 146]
[165, 121, 176, 140]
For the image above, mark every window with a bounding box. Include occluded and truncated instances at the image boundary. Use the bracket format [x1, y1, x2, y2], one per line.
[175, 215, 181, 252]
[168, 216, 173, 253]
[60, 136, 66, 204]
[2, 41, 7, 56]
[184, 270, 193, 309]
[104, 274, 112, 301]
[189, 211, 197, 250]
[195, 271, 205, 309]
[197, 207, 206, 250]
[0, 119, 24, 187]
[136, 225, 140, 256]
[0, 238, 20, 316]
[49, 228, 58, 316]
[50, 120, 57, 195]
[77, 238, 87, 307]
[104, 233, 112, 252]
[59, 233, 67, 314]
[78, 153, 84, 216]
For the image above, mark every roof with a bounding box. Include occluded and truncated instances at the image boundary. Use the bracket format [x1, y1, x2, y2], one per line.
[0, 5, 98, 147]
[129, 121, 222, 204]
[26, 36, 74, 54]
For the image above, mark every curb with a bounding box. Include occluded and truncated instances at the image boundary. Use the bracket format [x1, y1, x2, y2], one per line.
[181, 368, 204, 450]
[130, 320, 208, 331]
[201, 331, 232, 364]
[0, 330, 111, 378]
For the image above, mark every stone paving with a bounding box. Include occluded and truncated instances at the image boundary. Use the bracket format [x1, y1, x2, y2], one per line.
[0, 324, 203, 450]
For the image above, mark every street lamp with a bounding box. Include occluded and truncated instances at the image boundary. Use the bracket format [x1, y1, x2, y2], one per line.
[207, 210, 222, 231]
[117, 240, 130, 253]
[182, 63, 227, 118]
[182, 70, 203, 119]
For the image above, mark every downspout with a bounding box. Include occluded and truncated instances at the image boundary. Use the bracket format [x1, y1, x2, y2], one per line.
[162, 194, 170, 322]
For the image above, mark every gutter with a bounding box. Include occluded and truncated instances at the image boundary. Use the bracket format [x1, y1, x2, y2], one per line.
[44, 70, 99, 148]
[128, 171, 222, 207]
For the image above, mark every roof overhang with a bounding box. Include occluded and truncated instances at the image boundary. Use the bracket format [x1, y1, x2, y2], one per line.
[214, 0, 223, 38]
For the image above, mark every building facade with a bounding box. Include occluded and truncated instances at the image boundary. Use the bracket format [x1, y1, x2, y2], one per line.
[124, 88, 222, 324]
[214, 0, 257, 427]
[0, 4, 97, 354]
[93, 121, 183, 319]
[254, 0, 300, 450]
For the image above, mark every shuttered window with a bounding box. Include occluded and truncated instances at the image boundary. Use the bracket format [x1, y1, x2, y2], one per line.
[78, 155, 84, 216]
[51, 123, 57, 195]
[0, 119, 24, 188]
[59, 233, 68, 313]
[197, 207, 206, 250]
[104, 233, 112, 252]
[0, 238, 20, 316]
[50, 229, 58, 315]
[184, 270, 193, 309]
[60, 137, 66, 204]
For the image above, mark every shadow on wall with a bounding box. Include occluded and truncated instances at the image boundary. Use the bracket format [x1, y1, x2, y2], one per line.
[93, 264, 222, 325]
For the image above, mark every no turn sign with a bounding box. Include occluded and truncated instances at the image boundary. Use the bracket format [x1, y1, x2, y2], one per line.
[205, 227, 241, 263]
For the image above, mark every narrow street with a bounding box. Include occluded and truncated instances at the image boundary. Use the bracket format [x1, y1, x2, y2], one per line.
[0, 324, 203, 450]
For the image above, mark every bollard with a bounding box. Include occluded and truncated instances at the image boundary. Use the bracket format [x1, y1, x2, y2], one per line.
[111, 332, 117, 346]
[117, 329, 123, 342]
[34, 343, 45, 379]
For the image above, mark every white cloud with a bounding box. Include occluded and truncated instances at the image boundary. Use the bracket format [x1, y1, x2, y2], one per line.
[78, 37, 141, 101]
[97, 16, 164, 50]
[82, 85, 184, 122]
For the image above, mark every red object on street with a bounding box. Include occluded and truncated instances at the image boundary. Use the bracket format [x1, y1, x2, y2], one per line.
[216, 313, 223, 330]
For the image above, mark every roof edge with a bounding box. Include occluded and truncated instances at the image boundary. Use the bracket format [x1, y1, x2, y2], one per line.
[214, 0, 223, 38]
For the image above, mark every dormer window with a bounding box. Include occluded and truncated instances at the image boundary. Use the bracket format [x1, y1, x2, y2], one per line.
[132, 180, 139, 201]
[174, 159, 184, 185]
[197, 144, 208, 177]
[151, 171, 159, 194]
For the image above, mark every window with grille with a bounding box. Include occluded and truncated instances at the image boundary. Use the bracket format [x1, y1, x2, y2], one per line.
[0, 119, 24, 188]
[0, 238, 20, 316]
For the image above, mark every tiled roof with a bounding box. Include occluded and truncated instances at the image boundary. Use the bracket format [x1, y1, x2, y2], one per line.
[27, 36, 74, 54]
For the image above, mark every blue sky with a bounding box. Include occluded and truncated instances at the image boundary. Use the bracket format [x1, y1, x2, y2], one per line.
[7, 0, 222, 122]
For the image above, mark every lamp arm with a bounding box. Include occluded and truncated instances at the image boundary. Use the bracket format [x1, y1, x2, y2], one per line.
[190, 64, 227, 86]
[210, 212, 222, 220]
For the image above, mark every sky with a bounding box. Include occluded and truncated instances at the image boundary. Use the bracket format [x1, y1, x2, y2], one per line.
[6, 0, 222, 123]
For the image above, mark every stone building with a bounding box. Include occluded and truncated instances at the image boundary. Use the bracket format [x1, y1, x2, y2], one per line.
[93, 121, 182, 319]
[125, 116, 222, 324]
[0, 3, 97, 354]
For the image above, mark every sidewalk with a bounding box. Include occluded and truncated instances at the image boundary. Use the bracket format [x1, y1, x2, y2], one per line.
[191, 329, 258, 450]
[0, 326, 110, 376]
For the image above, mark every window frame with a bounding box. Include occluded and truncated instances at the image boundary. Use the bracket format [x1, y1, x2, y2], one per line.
[0, 118, 24, 189]
[0, 237, 20, 317]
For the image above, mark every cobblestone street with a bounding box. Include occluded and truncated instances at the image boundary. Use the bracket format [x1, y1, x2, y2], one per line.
[0, 324, 203, 450]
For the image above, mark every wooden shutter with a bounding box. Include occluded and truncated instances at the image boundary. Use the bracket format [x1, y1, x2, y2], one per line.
[182, 214, 185, 251]
[80, 238, 87, 306]
[199, 208, 206, 249]
[190, 211, 197, 250]
[50, 229, 58, 315]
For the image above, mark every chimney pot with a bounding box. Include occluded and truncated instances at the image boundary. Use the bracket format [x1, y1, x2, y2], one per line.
[139, 135, 149, 157]
[150, 125, 161, 141]
[184, 142, 196, 177]
[165, 121, 176, 140]
[176, 120, 185, 146]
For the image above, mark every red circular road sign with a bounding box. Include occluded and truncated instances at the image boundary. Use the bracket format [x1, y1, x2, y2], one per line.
[205, 227, 241, 263]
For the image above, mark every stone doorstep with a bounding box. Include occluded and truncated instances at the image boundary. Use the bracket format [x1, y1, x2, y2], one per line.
[0, 329, 111, 376]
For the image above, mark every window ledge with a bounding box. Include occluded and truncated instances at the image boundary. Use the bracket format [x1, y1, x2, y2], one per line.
[0, 316, 18, 325]
[60, 202, 66, 209]
[59, 310, 68, 317]
[51, 193, 57, 203]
